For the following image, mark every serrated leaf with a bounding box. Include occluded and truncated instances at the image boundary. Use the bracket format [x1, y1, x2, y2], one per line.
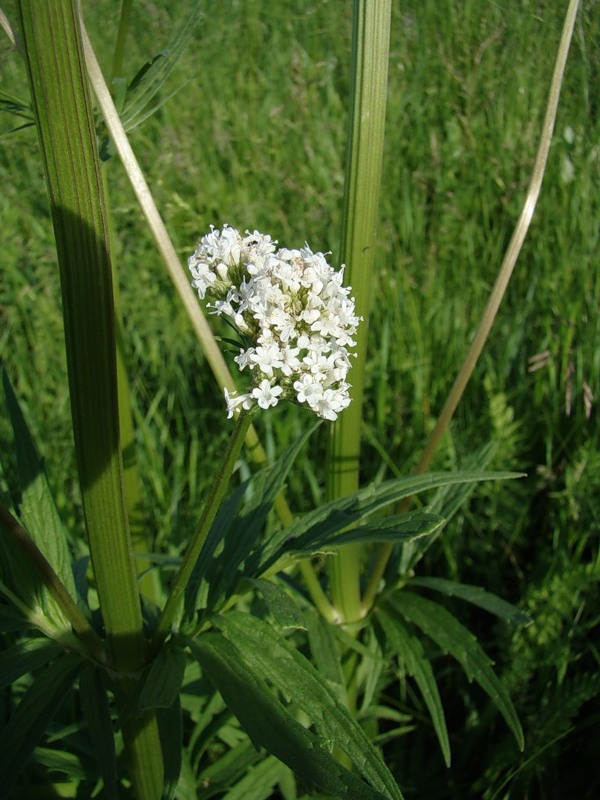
[191, 632, 395, 800]
[408, 577, 531, 625]
[267, 512, 444, 573]
[79, 663, 118, 800]
[375, 608, 450, 766]
[0, 651, 82, 796]
[253, 471, 521, 577]
[246, 578, 306, 631]
[3, 372, 76, 597]
[386, 591, 524, 750]
[0, 637, 61, 693]
[211, 612, 403, 800]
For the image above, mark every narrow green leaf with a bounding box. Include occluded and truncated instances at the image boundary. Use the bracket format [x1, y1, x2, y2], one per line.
[185, 422, 319, 622]
[157, 698, 183, 800]
[408, 577, 531, 625]
[212, 612, 403, 800]
[0, 511, 70, 637]
[0, 651, 82, 796]
[386, 591, 524, 750]
[79, 663, 118, 800]
[191, 633, 394, 800]
[305, 607, 347, 700]
[397, 443, 498, 575]
[266, 512, 444, 575]
[247, 578, 306, 631]
[197, 740, 259, 797]
[119, 7, 203, 131]
[256, 472, 521, 576]
[288, 512, 444, 559]
[0, 605, 30, 632]
[0, 637, 61, 693]
[33, 746, 86, 779]
[3, 371, 76, 597]
[222, 755, 290, 800]
[138, 646, 187, 712]
[375, 608, 450, 767]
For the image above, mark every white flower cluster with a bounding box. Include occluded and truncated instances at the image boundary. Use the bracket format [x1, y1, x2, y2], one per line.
[188, 224, 360, 420]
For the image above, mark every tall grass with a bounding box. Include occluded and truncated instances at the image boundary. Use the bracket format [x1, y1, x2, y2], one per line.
[1, 1, 598, 797]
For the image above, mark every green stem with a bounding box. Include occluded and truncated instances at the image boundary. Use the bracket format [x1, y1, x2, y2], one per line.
[151, 411, 253, 650]
[326, 0, 391, 624]
[80, 25, 337, 621]
[102, 168, 160, 603]
[361, 0, 582, 614]
[16, 3, 163, 795]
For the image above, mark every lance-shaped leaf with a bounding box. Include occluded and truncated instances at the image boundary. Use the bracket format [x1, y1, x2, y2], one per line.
[191, 631, 400, 800]
[0, 651, 83, 796]
[3, 371, 76, 598]
[375, 607, 450, 767]
[184, 422, 319, 623]
[385, 591, 524, 751]
[408, 577, 531, 625]
[253, 471, 520, 576]
[0, 638, 62, 693]
[207, 611, 403, 800]
[79, 663, 118, 800]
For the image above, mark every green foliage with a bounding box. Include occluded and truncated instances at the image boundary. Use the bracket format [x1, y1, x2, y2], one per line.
[191, 612, 403, 800]
[0, 0, 598, 797]
[0, 652, 83, 797]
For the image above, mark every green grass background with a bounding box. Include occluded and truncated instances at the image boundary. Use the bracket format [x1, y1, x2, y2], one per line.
[1, 1, 599, 797]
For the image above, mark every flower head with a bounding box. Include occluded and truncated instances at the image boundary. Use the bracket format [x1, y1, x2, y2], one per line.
[189, 226, 360, 420]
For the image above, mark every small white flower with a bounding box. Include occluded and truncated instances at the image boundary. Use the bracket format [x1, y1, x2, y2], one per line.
[224, 387, 252, 419]
[252, 379, 283, 410]
[190, 225, 359, 419]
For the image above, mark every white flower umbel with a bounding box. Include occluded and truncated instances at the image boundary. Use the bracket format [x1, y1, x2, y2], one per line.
[189, 226, 360, 420]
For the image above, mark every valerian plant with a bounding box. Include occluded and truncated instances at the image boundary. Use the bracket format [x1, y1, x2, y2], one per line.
[0, 0, 583, 798]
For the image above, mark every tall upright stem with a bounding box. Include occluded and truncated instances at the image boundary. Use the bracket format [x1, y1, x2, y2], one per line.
[361, 0, 582, 613]
[151, 411, 253, 650]
[327, 0, 391, 624]
[16, 3, 163, 795]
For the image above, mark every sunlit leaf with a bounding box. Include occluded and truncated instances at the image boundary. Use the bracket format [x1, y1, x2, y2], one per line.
[210, 611, 403, 800]
[191, 631, 398, 800]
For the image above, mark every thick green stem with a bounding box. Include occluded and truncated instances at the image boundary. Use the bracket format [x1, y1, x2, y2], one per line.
[151, 411, 253, 649]
[326, 0, 391, 624]
[16, 3, 163, 795]
[361, 0, 582, 614]
[81, 26, 338, 619]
